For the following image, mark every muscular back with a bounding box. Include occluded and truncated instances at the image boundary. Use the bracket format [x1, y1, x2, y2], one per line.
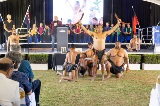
[66, 51, 78, 64]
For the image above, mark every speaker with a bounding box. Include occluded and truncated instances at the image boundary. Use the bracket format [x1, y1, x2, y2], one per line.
[56, 27, 68, 52]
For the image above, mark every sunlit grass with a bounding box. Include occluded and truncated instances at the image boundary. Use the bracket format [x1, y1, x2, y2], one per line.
[34, 70, 160, 106]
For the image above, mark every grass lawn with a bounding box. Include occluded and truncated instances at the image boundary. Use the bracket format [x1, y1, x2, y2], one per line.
[34, 70, 160, 106]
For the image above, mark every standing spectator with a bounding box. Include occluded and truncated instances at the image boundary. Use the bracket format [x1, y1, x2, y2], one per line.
[88, 25, 94, 42]
[3, 14, 15, 42]
[28, 24, 38, 43]
[83, 25, 89, 43]
[103, 22, 111, 43]
[115, 25, 121, 42]
[74, 24, 81, 43]
[0, 58, 20, 106]
[125, 24, 132, 43]
[121, 23, 126, 43]
[110, 24, 115, 43]
[38, 23, 44, 43]
[43, 25, 51, 43]
[50, 16, 62, 52]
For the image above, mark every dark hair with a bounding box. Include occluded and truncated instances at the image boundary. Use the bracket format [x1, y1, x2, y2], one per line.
[115, 41, 120, 43]
[88, 42, 92, 46]
[70, 44, 75, 49]
[0, 58, 14, 72]
[10, 45, 21, 52]
[6, 52, 22, 69]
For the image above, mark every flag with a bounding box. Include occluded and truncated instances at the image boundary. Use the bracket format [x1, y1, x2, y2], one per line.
[24, 11, 30, 31]
[132, 15, 139, 34]
[0, 14, 3, 22]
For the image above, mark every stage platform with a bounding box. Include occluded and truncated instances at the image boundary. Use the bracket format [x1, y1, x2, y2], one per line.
[18, 42, 153, 49]
[0, 48, 156, 55]
[0, 42, 157, 54]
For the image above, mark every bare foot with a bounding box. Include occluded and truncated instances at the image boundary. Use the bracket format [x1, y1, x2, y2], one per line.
[57, 71, 62, 76]
[59, 77, 63, 82]
[106, 75, 111, 79]
[91, 77, 95, 81]
[102, 77, 105, 81]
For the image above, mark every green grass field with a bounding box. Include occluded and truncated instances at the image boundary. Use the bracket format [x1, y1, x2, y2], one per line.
[34, 70, 160, 106]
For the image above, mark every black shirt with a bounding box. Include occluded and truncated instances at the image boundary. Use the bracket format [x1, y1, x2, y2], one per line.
[4, 20, 15, 31]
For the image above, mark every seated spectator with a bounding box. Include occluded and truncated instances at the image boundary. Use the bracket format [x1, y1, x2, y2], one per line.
[6, 52, 32, 106]
[0, 58, 20, 106]
[10, 44, 34, 82]
[126, 34, 141, 51]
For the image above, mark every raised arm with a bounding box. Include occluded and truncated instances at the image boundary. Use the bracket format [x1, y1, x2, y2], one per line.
[18, 34, 29, 38]
[104, 19, 121, 36]
[79, 21, 94, 36]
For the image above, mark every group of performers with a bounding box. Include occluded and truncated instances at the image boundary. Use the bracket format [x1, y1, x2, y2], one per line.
[60, 18, 131, 82]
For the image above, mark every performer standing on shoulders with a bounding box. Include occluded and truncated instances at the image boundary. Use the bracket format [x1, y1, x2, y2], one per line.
[50, 16, 62, 52]
[3, 14, 15, 42]
[79, 18, 122, 81]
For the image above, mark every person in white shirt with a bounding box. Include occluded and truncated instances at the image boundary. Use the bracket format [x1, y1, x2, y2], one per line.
[0, 57, 20, 106]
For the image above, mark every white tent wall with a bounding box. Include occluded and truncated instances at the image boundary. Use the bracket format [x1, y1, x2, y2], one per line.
[143, 0, 160, 5]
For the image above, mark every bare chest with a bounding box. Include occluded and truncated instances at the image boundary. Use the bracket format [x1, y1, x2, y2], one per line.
[110, 49, 124, 57]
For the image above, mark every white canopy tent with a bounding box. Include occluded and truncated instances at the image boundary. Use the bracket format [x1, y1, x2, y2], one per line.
[0, 0, 6, 1]
[143, 0, 160, 5]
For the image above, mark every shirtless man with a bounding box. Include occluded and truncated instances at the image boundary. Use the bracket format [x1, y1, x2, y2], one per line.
[126, 34, 141, 51]
[84, 42, 98, 80]
[105, 42, 130, 78]
[78, 53, 87, 77]
[59, 44, 82, 82]
[7, 29, 28, 52]
[79, 18, 122, 80]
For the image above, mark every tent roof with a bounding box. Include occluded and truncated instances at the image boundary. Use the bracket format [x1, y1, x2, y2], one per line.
[143, 0, 160, 5]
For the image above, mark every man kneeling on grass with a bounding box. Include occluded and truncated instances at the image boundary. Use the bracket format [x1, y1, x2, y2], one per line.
[105, 41, 130, 78]
[59, 44, 82, 82]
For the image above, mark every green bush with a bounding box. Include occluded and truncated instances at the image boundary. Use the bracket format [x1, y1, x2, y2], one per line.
[22, 54, 26, 60]
[29, 54, 48, 64]
[128, 54, 141, 64]
[143, 54, 160, 64]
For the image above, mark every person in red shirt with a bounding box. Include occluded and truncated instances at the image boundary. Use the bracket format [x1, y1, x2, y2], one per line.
[73, 24, 81, 43]
[50, 16, 62, 52]
[38, 23, 44, 43]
